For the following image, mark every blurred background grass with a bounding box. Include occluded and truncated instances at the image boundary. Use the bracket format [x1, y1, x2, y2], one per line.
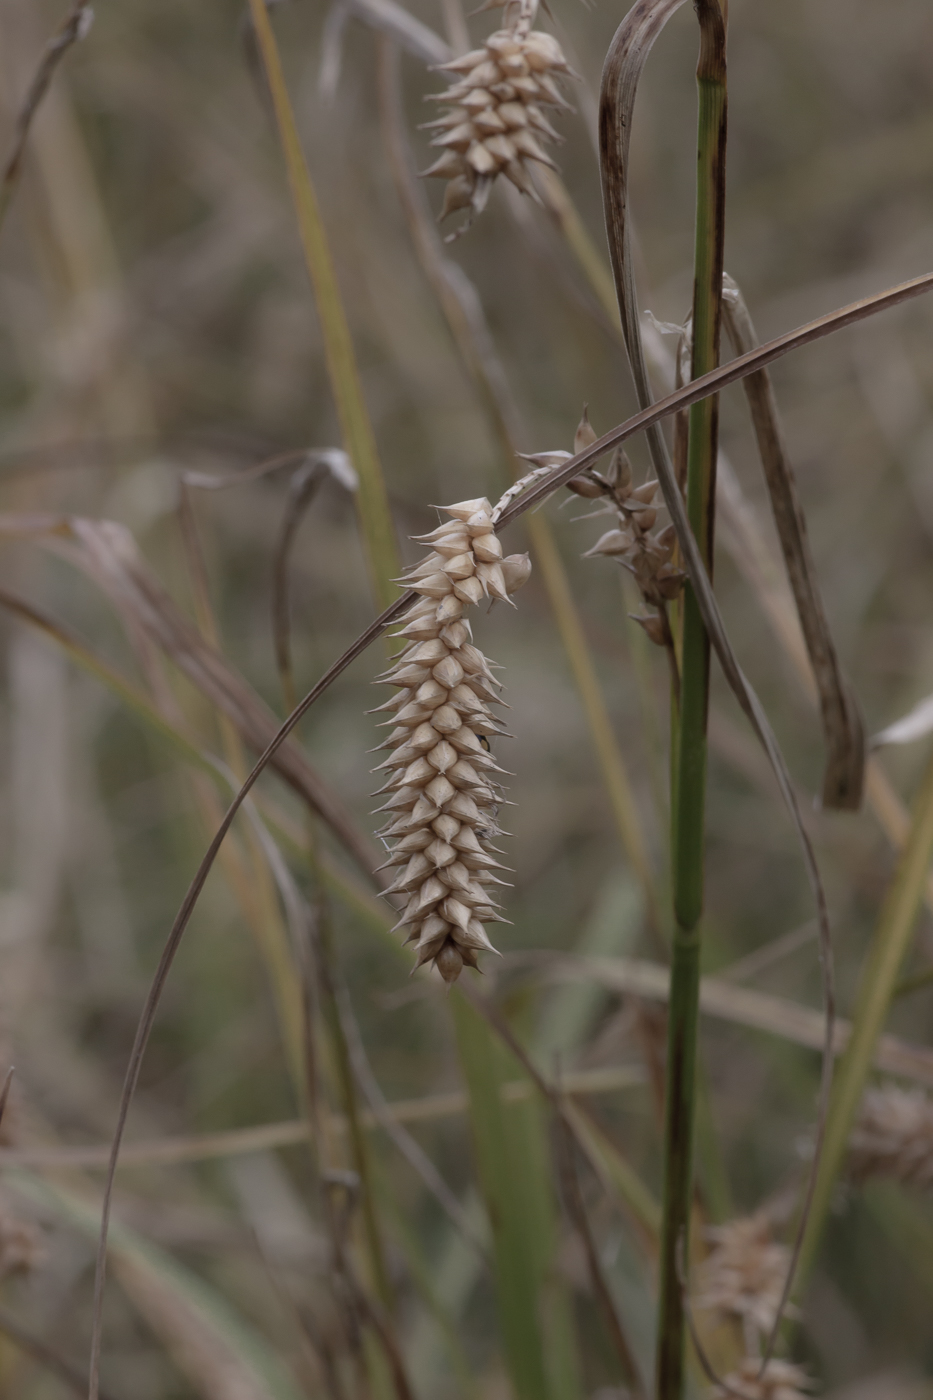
[1, 0, 933, 1395]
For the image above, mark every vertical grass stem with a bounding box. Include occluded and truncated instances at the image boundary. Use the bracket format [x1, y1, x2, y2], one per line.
[655, 6, 727, 1397]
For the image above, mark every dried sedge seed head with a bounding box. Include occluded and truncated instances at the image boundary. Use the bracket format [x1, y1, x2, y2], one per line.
[694, 1212, 793, 1341]
[424, 17, 573, 239]
[848, 1084, 933, 1191]
[713, 1357, 815, 1400]
[567, 414, 684, 635]
[372, 499, 530, 983]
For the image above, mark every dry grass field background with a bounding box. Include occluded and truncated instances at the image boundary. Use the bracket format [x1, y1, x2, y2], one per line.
[1, 0, 933, 1396]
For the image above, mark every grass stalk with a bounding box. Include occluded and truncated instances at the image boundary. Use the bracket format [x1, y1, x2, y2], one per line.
[246, 0, 400, 609]
[796, 743, 933, 1284]
[315, 913, 396, 1313]
[655, 5, 727, 1396]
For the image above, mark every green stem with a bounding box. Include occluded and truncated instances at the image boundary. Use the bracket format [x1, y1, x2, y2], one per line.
[655, 6, 727, 1397]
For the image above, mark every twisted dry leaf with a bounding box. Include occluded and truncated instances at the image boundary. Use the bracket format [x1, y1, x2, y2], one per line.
[721, 273, 864, 811]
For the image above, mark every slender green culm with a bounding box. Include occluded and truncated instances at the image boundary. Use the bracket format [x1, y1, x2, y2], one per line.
[796, 744, 933, 1285]
[655, 5, 727, 1397]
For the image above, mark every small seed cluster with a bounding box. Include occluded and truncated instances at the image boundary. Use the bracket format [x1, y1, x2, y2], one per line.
[714, 1358, 814, 1400]
[848, 1084, 933, 1191]
[524, 412, 685, 648]
[695, 1212, 792, 1347]
[372, 499, 531, 984]
[576, 440, 684, 648]
[423, 8, 571, 236]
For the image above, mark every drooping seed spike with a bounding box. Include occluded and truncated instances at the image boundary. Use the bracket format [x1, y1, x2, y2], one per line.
[370, 496, 528, 980]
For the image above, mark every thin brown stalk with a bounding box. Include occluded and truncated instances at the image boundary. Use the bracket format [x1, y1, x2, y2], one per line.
[272, 463, 328, 713]
[337, 984, 490, 1259]
[555, 1117, 645, 1394]
[0, 1066, 13, 1128]
[0, 0, 93, 233]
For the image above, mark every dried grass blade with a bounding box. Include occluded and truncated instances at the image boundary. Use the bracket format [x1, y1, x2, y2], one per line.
[0, 514, 380, 879]
[337, 985, 489, 1259]
[560, 1098, 661, 1242]
[721, 273, 864, 810]
[543, 955, 933, 1087]
[246, 0, 400, 609]
[555, 1118, 646, 1395]
[0, 581, 391, 960]
[598, 0, 688, 477]
[319, 0, 449, 100]
[0, 1068, 644, 1172]
[0, 587, 215, 776]
[9, 1173, 304, 1400]
[716, 462, 933, 911]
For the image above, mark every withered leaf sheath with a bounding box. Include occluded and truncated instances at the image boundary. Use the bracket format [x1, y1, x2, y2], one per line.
[423, 5, 572, 237]
[371, 498, 531, 984]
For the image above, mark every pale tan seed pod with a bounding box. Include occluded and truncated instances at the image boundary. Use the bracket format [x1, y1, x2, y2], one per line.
[713, 1357, 815, 1400]
[694, 1212, 793, 1345]
[372, 499, 530, 983]
[425, 14, 573, 239]
[848, 1084, 933, 1191]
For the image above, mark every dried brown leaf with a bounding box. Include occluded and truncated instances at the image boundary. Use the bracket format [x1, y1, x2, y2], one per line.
[722, 273, 864, 810]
